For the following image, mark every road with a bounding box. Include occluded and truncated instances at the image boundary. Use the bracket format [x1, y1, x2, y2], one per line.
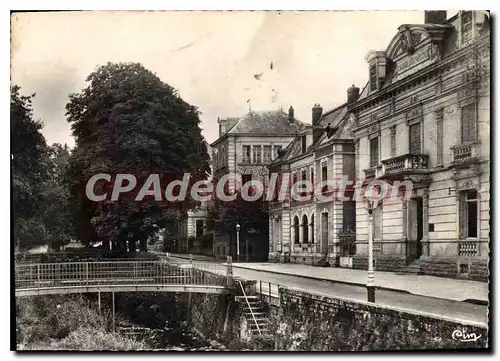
[170, 256, 488, 326]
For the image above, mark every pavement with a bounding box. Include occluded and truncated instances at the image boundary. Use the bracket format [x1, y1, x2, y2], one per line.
[169, 253, 488, 326]
[169, 253, 488, 303]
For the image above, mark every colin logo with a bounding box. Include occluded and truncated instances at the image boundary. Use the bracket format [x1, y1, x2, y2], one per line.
[452, 329, 482, 343]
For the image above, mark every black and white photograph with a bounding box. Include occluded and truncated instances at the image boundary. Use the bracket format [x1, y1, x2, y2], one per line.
[10, 9, 491, 352]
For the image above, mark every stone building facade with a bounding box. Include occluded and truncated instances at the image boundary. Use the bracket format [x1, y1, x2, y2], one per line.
[210, 109, 306, 261]
[268, 90, 358, 266]
[350, 11, 490, 281]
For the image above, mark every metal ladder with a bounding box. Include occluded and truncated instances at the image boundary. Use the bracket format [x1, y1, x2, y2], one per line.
[235, 280, 268, 337]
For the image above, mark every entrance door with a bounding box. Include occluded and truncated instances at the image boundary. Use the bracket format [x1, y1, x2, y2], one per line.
[322, 213, 329, 254]
[408, 197, 423, 260]
[416, 197, 423, 258]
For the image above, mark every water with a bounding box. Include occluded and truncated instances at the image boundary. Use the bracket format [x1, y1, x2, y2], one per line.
[118, 320, 229, 351]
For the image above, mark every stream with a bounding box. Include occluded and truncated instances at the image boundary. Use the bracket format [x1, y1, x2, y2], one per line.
[117, 319, 230, 351]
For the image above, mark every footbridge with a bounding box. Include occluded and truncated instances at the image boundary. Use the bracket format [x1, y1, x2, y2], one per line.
[15, 259, 234, 297]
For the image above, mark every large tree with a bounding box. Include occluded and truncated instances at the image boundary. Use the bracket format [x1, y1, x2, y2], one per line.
[42, 143, 76, 250]
[207, 188, 269, 257]
[66, 62, 211, 251]
[11, 86, 52, 250]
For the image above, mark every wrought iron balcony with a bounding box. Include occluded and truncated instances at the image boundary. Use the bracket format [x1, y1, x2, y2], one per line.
[363, 165, 383, 180]
[451, 141, 481, 166]
[380, 154, 429, 178]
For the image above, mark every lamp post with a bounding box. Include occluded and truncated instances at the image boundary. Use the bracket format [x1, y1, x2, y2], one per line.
[236, 223, 241, 262]
[363, 194, 380, 303]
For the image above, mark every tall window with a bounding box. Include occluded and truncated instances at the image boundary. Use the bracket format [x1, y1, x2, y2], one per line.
[263, 145, 272, 163]
[342, 153, 355, 182]
[373, 202, 382, 239]
[370, 137, 379, 167]
[293, 216, 300, 244]
[460, 190, 478, 238]
[321, 164, 328, 194]
[242, 145, 251, 163]
[322, 164, 328, 182]
[300, 170, 308, 196]
[369, 64, 377, 91]
[409, 123, 422, 154]
[301, 135, 307, 153]
[253, 146, 262, 163]
[310, 168, 314, 186]
[221, 146, 225, 166]
[390, 126, 396, 157]
[461, 103, 476, 143]
[436, 110, 444, 165]
[302, 215, 309, 243]
[342, 201, 356, 232]
[310, 214, 315, 244]
[273, 145, 282, 159]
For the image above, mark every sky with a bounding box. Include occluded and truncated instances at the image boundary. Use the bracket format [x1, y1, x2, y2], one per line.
[11, 10, 433, 147]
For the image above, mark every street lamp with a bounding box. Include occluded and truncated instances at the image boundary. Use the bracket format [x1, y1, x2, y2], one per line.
[363, 191, 381, 303]
[236, 223, 241, 262]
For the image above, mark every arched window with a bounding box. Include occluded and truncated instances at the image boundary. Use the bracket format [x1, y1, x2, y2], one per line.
[302, 215, 309, 243]
[293, 216, 300, 244]
[311, 214, 315, 244]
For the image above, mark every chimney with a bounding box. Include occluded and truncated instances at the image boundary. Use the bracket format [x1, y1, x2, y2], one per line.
[425, 11, 447, 24]
[347, 85, 360, 104]
[312, 104, 323, 126]
[312, 104, 324, 144]
[288, 106, 295, 123]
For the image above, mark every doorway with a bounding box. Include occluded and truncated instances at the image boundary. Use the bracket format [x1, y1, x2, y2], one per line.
[408, 197, 424, 260]
[321, 213, 329, 255]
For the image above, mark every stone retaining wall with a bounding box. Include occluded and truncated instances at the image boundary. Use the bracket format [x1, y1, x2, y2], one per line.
[271, 288, 488, 351]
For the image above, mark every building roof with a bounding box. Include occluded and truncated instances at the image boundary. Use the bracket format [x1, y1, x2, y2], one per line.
[270, 103, 350, 166]
[220, 117, 240, 133]
[228, 110, 305, 135]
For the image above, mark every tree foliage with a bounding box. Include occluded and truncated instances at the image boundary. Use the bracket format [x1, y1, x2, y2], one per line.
[66, 62, 211, 251]
[207, 189, 269, 236]
[11, 86, 75, 250]
[43, 143, 76, 250]
[11, 86, 51, 249]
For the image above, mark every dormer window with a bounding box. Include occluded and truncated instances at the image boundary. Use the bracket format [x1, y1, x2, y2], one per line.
[369, 64, 378, 91]
[301, 135, 307, 153]
[365, 51, 387, 94]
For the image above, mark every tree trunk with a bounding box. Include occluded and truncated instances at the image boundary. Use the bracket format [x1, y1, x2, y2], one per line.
[140, 236, 147, 252]
[101, 239, 110, 251]
[128, 237, 136, 253]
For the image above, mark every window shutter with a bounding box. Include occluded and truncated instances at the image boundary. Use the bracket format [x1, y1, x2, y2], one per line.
[461, 103, 476, 143]
[409, 123, 421, 154]
[343, 153, 355, 181]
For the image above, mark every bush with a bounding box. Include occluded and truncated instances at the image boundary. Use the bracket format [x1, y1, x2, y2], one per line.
[25, 326, 148, 350]
[16, 295, 145, 350]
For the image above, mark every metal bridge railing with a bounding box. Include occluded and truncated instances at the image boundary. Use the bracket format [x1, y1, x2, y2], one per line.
[257, 280, 280, 303]
[15, 260, 228, 290]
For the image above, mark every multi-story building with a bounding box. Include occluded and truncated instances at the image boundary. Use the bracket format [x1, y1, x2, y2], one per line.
[350, 11, 490, 281]
[268, 87, 359, 266]
[210, 109, 307, 260]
